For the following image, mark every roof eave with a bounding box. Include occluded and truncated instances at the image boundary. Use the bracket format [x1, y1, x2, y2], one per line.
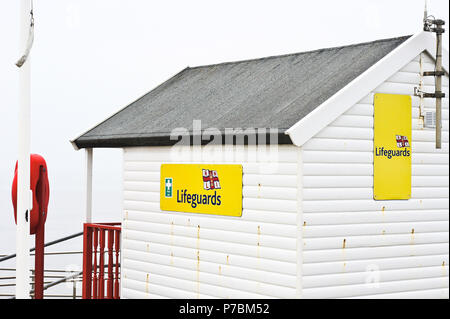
[73, 131, 294, 149]
[71, 129, 293, 150]
[70, 139, 80, 151]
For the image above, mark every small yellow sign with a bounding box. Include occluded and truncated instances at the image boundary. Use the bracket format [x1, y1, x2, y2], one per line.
[374, 93, 412, 200]
[160, 164, 243, 216]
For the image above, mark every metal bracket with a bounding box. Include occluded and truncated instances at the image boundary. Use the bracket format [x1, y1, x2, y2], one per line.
[414, 87, 446, 98]
[424, 19, 445, 33]
[423, 71, 446, 77]
[430, 28, 445, 34]
[424, 92, 445, 98]
[414, 87, 424, 97]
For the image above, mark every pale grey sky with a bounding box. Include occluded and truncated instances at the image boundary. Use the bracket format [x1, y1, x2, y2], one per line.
[0, 0, 449, 253]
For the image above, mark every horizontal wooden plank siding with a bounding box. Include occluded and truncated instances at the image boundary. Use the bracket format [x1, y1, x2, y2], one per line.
[121, 145, 300, 298]
[119, 51, 448, 299]
[301, 52, 449, 299]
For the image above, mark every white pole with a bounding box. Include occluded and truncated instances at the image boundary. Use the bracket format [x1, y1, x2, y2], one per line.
[85, 148, 93, 223]
[423, 0, 428, 23]
[16, 0, 32, 299]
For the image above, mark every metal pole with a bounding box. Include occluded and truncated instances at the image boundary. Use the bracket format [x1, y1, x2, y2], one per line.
[0, 232, 84, 263]
[16, 0, 32, 299]
[73, 278, 77, 299]
[435, 24, 443, 149]
[34, 214, 45, 299]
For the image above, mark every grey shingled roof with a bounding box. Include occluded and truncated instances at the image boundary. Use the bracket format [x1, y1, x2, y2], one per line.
[73, 35, 410, 149]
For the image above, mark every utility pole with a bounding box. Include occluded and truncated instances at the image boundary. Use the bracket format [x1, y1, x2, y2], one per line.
[16, 0, 33, 299]
[421, 2, 445, 149]
[433, 21, 444, 149]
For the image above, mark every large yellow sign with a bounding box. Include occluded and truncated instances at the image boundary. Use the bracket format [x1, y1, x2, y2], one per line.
[374, 93, 412, 200]
[160, 164, 243, 216]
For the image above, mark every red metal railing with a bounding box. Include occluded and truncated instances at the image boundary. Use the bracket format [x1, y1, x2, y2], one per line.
[82, 223, 121, 299]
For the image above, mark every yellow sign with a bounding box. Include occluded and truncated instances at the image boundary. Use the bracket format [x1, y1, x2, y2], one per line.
[160, 164, 243, 216]
[374, 93, 412, 200]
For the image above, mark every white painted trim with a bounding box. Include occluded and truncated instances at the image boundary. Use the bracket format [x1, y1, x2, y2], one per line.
[120, 148, 124, 298]
[295, 147, 304, 298]
[286, 31, 449, 147]
[70, 140, 80, 151]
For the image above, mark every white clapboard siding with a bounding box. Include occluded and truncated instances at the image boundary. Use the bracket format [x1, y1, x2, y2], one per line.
[119, 51, 448, 299]
[301, 51, 449, 299]
[121, 145, 300, 298]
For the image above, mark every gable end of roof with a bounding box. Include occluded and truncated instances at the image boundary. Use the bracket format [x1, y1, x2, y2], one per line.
[285, 31, 449, 146]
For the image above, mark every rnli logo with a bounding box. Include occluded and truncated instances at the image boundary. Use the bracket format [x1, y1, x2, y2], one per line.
[396, 135, 410, 148]
[202, 169, 221, 190]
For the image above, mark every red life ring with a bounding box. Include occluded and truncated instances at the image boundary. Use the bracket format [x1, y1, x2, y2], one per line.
[12, 154, 50, 235]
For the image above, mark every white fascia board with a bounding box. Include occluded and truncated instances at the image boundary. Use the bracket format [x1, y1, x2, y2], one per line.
[70, 140, 80, 151]
[286, 31, 448, 147]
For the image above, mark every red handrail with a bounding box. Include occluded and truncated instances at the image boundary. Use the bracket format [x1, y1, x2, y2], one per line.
[82, 223, 121, 299]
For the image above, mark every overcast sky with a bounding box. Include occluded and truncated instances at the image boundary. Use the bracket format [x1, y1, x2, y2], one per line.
[0, 0, 448, 253]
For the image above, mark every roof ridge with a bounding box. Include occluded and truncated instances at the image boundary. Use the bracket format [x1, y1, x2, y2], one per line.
[187, 35, 412, 70]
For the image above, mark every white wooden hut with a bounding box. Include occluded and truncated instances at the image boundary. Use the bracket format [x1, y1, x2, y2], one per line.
[72, 31, 449, 299]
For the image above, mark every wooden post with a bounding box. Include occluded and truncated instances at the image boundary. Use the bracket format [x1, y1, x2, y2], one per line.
[107, 230, 114, 298]
[82, 224, 93, 299]
[98, 229, 105, 299]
